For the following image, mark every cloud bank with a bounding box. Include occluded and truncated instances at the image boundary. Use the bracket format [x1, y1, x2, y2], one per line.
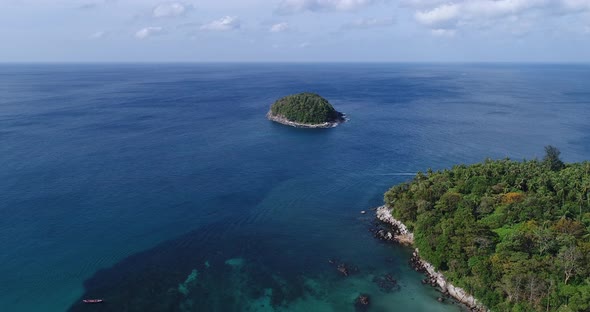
[411, 0, 590, 33]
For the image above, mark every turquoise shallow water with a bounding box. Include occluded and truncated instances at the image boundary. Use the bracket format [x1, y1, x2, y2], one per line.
[1, 64, 589, 311]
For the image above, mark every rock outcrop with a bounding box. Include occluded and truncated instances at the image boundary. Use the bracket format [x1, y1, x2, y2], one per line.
[375, 206, 414, 245]
[375, 205, 489, 312]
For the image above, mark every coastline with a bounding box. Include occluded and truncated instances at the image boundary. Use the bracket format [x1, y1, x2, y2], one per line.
[266, 111, 346, 128]
[375, 206, 489, 312]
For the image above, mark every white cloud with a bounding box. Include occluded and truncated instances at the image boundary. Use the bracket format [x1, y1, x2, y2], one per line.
[299, 42, 310, 48]
[78, 3, 100, 9]
[270, 22, 290, 32]
[345, 17, 395, 28]
[431, 28, 456, 37]
[89, 31, 107, 39]
[153, 2, 188, 18]
[415, 3, 460, 28]
[135, 27, 163, 39]
[77, 0, 114, 10]
[411, 0, 590, 34]
[200, 16, 241, 31]
[399, 0, 450, 9]
[585, 25, 590, 33]
[277, 0, 378, 13]
[413, 0, 539, 28]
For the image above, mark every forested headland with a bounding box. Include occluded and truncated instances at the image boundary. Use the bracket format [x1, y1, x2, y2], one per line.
[384, 147, 590, 312]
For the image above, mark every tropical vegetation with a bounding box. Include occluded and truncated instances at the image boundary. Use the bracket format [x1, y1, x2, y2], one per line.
[269, 93, 342, 124]
[384, 146, 590, 312]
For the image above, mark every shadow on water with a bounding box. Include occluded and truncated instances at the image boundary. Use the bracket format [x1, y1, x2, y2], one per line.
[67, 217, 394, 312]
[67, 221, 307, 312]
[68, 217, 412, 312]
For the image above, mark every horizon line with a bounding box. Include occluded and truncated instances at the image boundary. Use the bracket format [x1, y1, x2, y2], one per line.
[1, 61, 590, 65]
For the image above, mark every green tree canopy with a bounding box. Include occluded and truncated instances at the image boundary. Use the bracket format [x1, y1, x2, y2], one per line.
[544, 145, 565, 171]
[269, 93, 342, 124]
[384, 150, 590, 312]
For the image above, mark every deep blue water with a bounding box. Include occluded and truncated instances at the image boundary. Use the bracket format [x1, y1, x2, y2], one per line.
[1, 64, 589, 312]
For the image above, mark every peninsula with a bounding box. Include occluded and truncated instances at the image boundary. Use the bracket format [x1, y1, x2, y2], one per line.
[376, 146, 590, 312]
[267, 93, 345, 128]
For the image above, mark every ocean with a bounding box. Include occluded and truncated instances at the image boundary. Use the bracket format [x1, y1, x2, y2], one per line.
[1, 63, 589, 312]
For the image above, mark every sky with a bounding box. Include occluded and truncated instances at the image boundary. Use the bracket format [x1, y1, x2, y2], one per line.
[1, 0, 590, 62]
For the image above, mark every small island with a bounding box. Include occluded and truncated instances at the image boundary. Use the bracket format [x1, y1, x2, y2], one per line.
[267, 93, 346, 128]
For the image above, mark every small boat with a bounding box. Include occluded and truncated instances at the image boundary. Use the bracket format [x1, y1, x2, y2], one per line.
[83, 299, 104, 304]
